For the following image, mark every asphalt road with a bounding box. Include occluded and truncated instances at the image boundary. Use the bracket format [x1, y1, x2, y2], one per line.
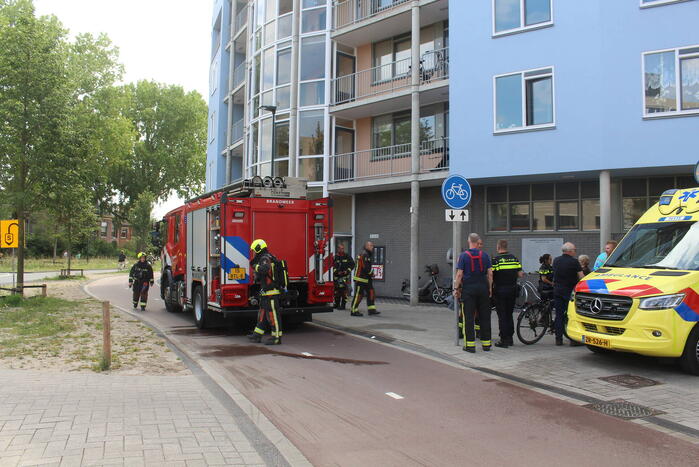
[87, 275, 699, 467]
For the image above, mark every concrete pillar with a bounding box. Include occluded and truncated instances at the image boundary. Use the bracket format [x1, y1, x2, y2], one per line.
[600, 170, 612, 251]
[288, 0, 301, 177]
[409, 2, 420, 306]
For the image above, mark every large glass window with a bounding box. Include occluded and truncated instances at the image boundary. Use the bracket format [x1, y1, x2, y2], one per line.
[494, 0, 552, 35]
[299, 157, 324, 182]
[373, 34, 412, 82]
[301, 35, 326, 81]
[495, 68, 554, 132]
[487, 182, 599, 232]
[300, 81, 325, 106]
[302, 7, 326, 33]
[299, 110, 324, 156]
[277, 48, 291, 85]
[276, 85, 290, 109]
[279, 0, 292, 15]
[262, 48, 275, 91]
[644, 46, 699, 116]
[275, 122, 289, 158]
[278, 14, 292, 38]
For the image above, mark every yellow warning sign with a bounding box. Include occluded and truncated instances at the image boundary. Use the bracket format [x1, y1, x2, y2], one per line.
[0, 220, 19, 248]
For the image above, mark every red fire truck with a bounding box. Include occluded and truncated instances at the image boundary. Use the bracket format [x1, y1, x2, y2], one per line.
[154, 177, 334, 328]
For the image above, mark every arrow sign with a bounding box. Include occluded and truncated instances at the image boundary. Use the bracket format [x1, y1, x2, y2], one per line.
[445, 209, 469, 222]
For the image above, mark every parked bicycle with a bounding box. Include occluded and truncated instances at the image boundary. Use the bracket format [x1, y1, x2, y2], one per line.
[401, 264, 451, 304]
[516, 281, 569, 344]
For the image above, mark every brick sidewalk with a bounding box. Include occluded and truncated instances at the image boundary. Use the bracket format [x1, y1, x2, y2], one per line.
[316, 300, 699, 438]
[0, 370, 266, 467]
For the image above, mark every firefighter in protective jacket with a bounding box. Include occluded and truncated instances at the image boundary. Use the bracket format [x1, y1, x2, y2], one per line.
[129, 252, 154, 311]
[350, 241, 379, 316]
[333, 244, 355, 309]
[247, 239, 283, 345]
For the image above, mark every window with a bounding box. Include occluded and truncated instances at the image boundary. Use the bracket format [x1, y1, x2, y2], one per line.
[373, 34, 411, 82]
[277, 49, 291, 85]
[300, 35, 325, 81]
[209, 111, 216, 143]
[299, 157, 324, 182]
[302, 7, 326, 33]
[300, 81, 325, 106]
[370, 104, 448, 159]
[120, 228, 128, 239]
[640, 0, 692, 8]
[493, 0, 552, 36]
[174, 215, 181, 243]
[299, 110, 324, 156]
[100, 221, 108, 237]
[494, 67, 554, 132]
[643, 45, 699, 117]
[486, 182, 598, 232]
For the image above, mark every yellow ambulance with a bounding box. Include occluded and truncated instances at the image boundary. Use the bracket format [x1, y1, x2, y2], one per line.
[567, 187, 699, 375]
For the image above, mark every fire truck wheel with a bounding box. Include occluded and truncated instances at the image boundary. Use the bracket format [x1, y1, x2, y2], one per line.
[680, 324, 699, 376]
[193, 286, 208, 329]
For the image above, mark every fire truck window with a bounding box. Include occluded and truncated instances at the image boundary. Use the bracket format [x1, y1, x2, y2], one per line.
[174, 215, 181, 243]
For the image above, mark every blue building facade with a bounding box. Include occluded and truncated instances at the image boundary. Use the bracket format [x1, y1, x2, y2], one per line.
[206, 0, 232, 192]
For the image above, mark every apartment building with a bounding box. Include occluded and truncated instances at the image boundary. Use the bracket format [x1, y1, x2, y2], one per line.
[208, 0, 698, 298]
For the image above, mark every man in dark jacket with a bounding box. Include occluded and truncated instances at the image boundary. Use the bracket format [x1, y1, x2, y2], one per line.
[350, 241, 379, 316]
[492, 240, 524, 348]
[333, 244, 355, 310]
[552, 242, 585, 346]
[129, 252, 154, 311]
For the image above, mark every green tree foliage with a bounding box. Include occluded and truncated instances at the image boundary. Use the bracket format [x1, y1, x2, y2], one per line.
[129, 191, 156, 253]
[103, 81, 207, 227]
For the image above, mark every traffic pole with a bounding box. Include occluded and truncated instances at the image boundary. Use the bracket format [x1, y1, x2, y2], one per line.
[453, 221, 462, 346]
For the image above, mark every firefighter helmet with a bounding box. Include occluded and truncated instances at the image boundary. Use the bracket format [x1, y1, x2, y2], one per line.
[137, 252, 146, 259]
[251, 239, 267, 254]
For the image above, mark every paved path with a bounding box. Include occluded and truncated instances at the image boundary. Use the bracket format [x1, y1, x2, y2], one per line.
[84, 275, 699, 466]
[0, 370, 266, 467]
[0, 270, 118, 287]
[316, 299, 699, 438]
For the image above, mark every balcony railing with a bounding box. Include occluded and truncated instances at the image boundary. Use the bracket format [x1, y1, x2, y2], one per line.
[333, 57, 411, 105]
[333, 0, 411, 30]
[332, 48, 449, 105]
[232, 62, 246, 89]
[330, 137, 449, 183]
[234, 5, 248, 32]
[232, 119, 244, 144]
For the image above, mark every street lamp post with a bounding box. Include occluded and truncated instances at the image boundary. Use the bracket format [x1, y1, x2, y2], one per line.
[260, 105, 277, 178]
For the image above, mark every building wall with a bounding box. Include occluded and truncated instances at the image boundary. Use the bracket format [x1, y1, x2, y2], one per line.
[354, 185, 606, 297]
[449, 0, 699, 180]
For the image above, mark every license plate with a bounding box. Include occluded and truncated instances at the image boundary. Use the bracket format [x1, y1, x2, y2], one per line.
[582, 335, 611, 348]
[228, 268, 246, 280]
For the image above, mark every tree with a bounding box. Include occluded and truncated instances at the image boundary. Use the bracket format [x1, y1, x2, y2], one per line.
[102, 81, 207, 229]
[0, 0, 123, 291]
[129, 191, 156, 253]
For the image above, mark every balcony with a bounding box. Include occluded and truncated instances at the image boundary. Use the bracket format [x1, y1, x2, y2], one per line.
[232, 62, 246, 90]
[330, 137, 448, 184]
[232, 119, 244, 145]
[332, 0, 448, 48]
[234, 5, 248, 34]
[331, 48, 449, 118]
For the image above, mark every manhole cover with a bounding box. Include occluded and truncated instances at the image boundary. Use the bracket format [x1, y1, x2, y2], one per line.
[585, 399, 663, 419]
[598, 374, 661, 389]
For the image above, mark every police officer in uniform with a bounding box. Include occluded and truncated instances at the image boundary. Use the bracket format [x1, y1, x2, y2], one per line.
[247, 239, 283, 345]
[492, 240, 524, 348]
[538, 254, 554, 300]
[333, 244, 355, 310]
[129, 252, 154, 310]
[454, 233, 493, 352]
[351, 241, 379, 317]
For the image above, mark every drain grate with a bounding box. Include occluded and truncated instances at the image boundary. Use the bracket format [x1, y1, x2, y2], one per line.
[598, 374, 661, 389]
[585, 399, 663, 419]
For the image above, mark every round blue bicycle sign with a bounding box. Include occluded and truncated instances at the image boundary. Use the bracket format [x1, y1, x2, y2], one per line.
[441, 175, 472, 209]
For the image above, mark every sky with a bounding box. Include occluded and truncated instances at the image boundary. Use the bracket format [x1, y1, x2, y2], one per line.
[33, 0, 213, 218]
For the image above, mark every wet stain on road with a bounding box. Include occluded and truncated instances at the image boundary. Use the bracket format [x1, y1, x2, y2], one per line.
[200, 344, 388, 366]
[167, 327, 238, 337]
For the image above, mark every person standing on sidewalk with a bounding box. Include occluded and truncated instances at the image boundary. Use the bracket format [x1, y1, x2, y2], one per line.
[492, 240, 524, 348]
[552, 242, 584, 346]
[333, 244, 355, 310]
[351, 241, 379, 317]
[454, 233, 493, 353]
[117, 250, 126, 270]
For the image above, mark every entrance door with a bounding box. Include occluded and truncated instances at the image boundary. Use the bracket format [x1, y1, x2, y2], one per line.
[335, 52, 355, 104]
[334, 127, 355, 182]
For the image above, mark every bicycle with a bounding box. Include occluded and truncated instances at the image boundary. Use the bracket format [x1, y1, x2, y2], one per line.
[445, 183, 469, 201]
[516, 284, 569, 345]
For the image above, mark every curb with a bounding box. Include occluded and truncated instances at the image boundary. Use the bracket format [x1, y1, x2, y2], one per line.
[83, 275, 312, 467]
